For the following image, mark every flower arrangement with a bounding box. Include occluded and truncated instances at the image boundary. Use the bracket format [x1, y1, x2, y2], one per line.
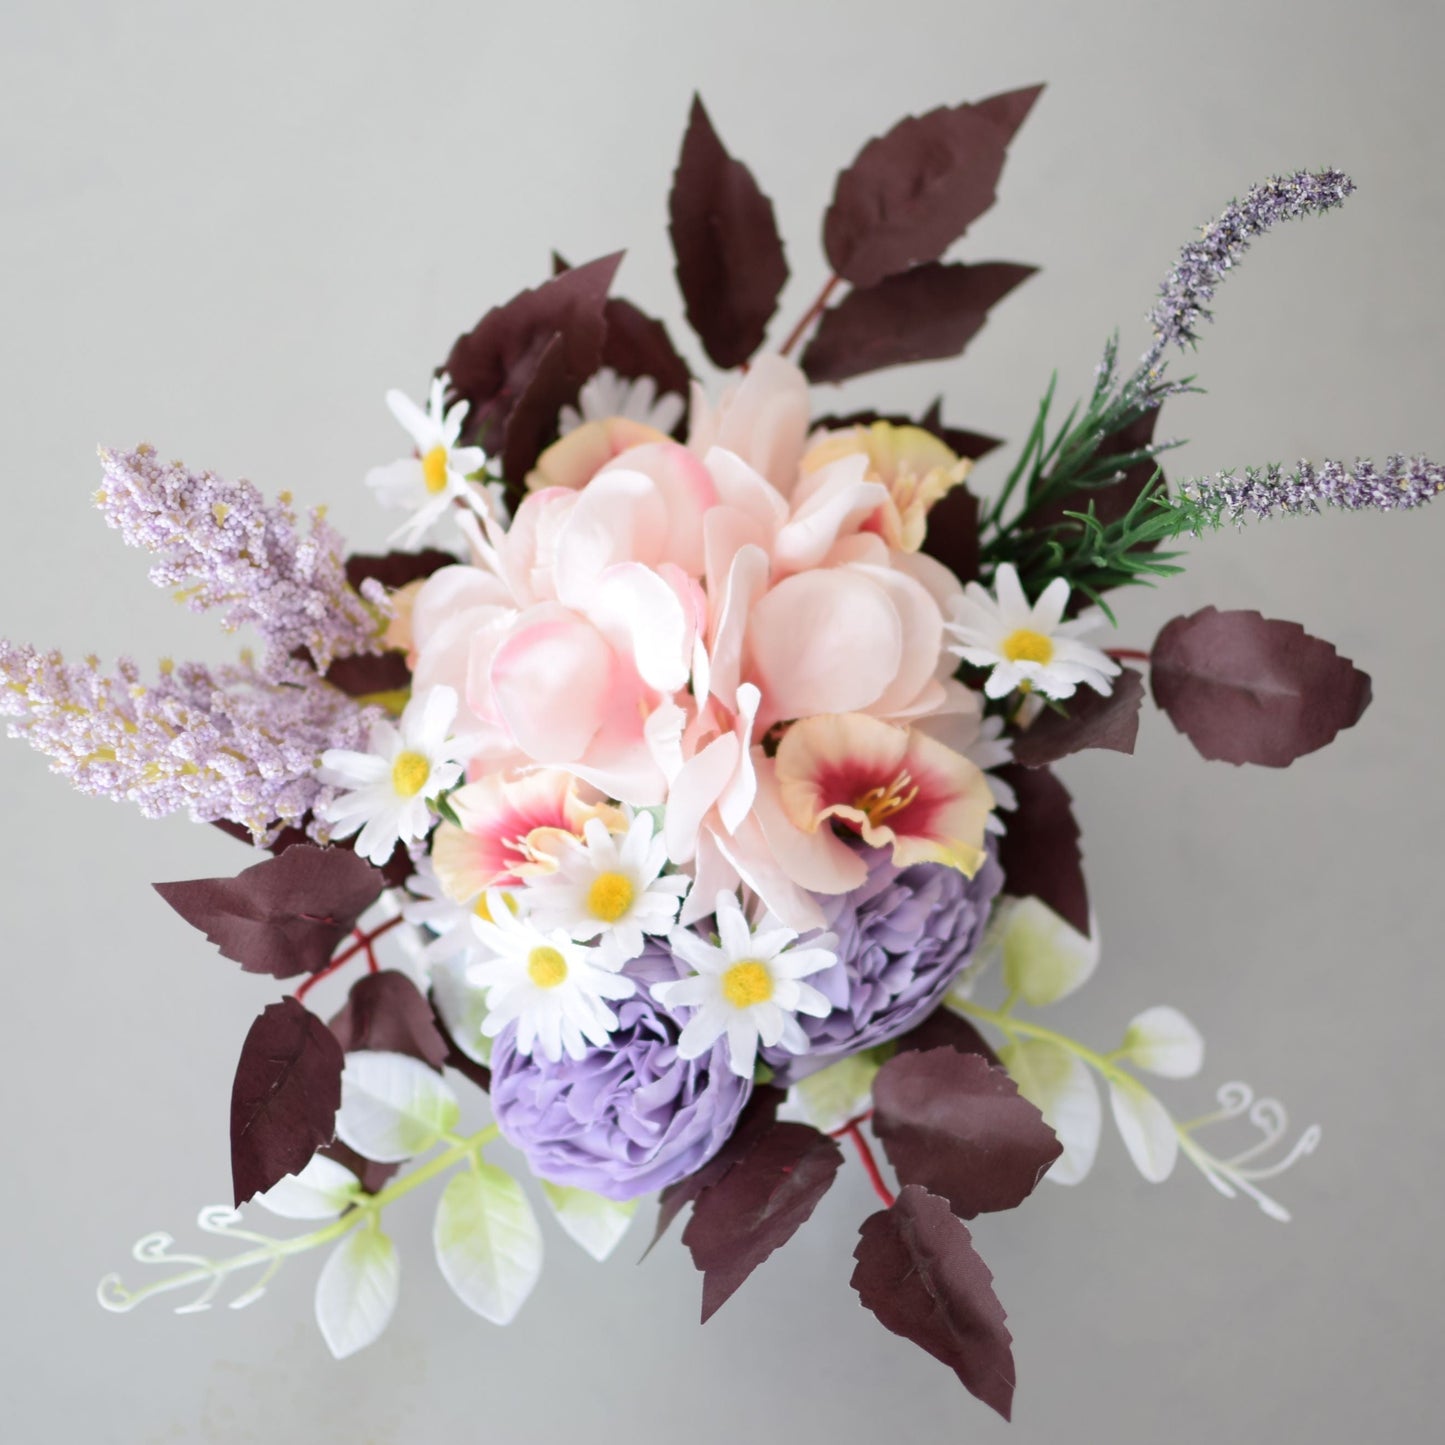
[4, 87, 1438, 1420]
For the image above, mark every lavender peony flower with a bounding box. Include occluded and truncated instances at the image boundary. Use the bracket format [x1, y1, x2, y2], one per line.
[488, 945, 751, 1201]
[763, 847, 1003, 1085]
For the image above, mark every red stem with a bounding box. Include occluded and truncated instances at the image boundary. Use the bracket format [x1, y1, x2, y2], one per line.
[837, 1118, 895, 1208]
[778, 275, 841, 359]
[294, 915, 404, 1002]
[1107, 648, 1152, 664]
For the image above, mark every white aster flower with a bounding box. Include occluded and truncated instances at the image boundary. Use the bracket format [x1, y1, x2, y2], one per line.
[468, 891, 636, 1062]
[401, 856, 515, 969]
[319, 686, 469, 866]
[558, 366, 685, 436]
[653, 892, 838, 1080]
[945, 563, 1121, 701]
[366, 372, 502, 547]
[522, 812, 689, 964]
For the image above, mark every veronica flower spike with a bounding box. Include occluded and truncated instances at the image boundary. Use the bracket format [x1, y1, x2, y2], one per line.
[468, 892, 636, 1062]
[319, 685, 470, 865]
[655, 892, 838, 1079]
[946, 563, 1121, 702]
[365, 373, 499, 546]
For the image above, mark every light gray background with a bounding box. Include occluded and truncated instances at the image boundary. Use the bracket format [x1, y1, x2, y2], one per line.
[3, 2, 1442, 1441]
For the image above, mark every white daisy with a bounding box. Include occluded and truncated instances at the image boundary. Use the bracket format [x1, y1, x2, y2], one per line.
[318, 686, 469, 866]
[468, 892, 635, 1062]
[401, 856, 515, 969]
[365, 372, 502, 547]
[653, 892, 838, 1080]
[945, 563, 1121, 701]
[558, 366, 685, 436]
[522, 812, 689, 964]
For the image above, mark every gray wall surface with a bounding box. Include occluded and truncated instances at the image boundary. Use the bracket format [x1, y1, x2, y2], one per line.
[2, 2, 1442, 1440]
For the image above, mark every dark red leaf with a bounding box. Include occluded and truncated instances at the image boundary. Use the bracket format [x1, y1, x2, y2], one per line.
[1011, 667, 1145, 768]
[802, 261, 1035, 384]
[824, 89, 1038, 288]
[669, 95, 788, 368]
[443, 253, 622, 480]
[344, 549, 458, 594]
[328, 970, 449, 1071]
[891, 1007, 1000, 1067]
[921, 481, 983, 586]
[319, 1138, 399, 1195]
[428, 988, 493, 1094]
[230, 998, 344, 1206]
[324, 651, 411, 699]
[994, 766, 1089, 935]
[599, 298, 693, 423]
[852, 1185, 1016, 1419]
[648, 1086, 782, 1253]
[1151, 608, 1372, 767]
[872, 1048, 1059, 1218]
[681, 1121, 843, 1322]
[154, 845, 384, 979]
[209, 819, 311, 856]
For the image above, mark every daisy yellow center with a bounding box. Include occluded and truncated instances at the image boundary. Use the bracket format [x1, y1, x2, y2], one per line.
[474, 893, 518, 922]
[527, 946, 568, 989]
[391, 750, 431, 797]
[855, 770, 919, 828]
[721, 960, 773, 1009]
[1002, 628, 1055, 665]
[421, 445, 450, 494]
[586, 871, 634, 923]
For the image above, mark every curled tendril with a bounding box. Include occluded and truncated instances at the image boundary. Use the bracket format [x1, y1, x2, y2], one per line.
[98, 1205, 354, 1316]
[1178, 1082, 1322, 1223]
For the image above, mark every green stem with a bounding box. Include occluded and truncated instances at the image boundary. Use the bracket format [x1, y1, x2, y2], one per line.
[953, 998, 1138, 1091]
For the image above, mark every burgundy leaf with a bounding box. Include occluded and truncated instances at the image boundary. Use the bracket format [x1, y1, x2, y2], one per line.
[872, 1048, 1059, 1218]
[824, 89, 1039, 288]
[443, 253, 622, 480]
[1151, 608, 1372, 767]
[851, 1185, 1016, 1419]
[328, 970, 448, 1071]
[891, 1007, 1000, 1067]
[428, 989, 493, 1094]
[343, 549, 458, 594]
[230, 998, 344, 1206]
[154, 845, 384, 979]
[209, 819, 311, 856]
[681, 1121, 843, 1321]
[323, 650, 411, 699]
[319, 1138, 400, 1195]
[994, 765, 1089, 935]
[921, 482, 983, 586]
[669, 95, 789, 368]
[802, 261, 1035, 383]
[1011, 667, 1145, 768]
[599, 298, 693, 422]
[648, 1086, 782, 1253]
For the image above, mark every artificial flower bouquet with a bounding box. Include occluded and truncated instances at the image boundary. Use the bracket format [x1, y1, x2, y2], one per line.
[5, 87, 1438, 1420]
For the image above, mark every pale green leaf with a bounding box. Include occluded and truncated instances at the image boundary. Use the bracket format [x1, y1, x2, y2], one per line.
[778, 1053, 879, 1135]
[539, 1182, 636, 1262]
[336, 1050, 460, 1163]
[314, 1227, 399, 1359]
[433, 1165, 543, 1324]
[1120, 1005, 1204, 1079]
[998, 896, 1099, 1007]
[254, 1154, 362, 1220]
[1109, 1077, 1178, 1182]
[999, 1037, 1101, 1186]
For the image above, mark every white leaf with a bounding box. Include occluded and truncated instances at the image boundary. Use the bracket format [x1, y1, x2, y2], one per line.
[539, 1182, 636, 1262]
[314, 1226, 399, 1359]
[1120, 1005, 1205, 1079]
[254, 1154, 362, 1220]
[777, 1053, 879, 1135]
[433, 1165, 543, 1324]
[997, 896, 1099, 1007]
[1000, 1038, 1101, 1186]
[336, 1050, 460, 1163]
[1109, 1077, 1179, 1183]
[429, 954, 493, 1066]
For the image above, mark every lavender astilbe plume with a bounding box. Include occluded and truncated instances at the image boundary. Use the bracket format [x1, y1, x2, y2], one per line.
[1178, 454, 1445, 528]
[0, 642, 372, 842]
[95, 444, 380, 681]
[1140, 169, 1356, 376]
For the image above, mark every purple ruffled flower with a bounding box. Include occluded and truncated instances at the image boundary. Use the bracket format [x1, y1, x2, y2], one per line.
[488, 945, 751, 1201]
[763, 847, 1003, 1086]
